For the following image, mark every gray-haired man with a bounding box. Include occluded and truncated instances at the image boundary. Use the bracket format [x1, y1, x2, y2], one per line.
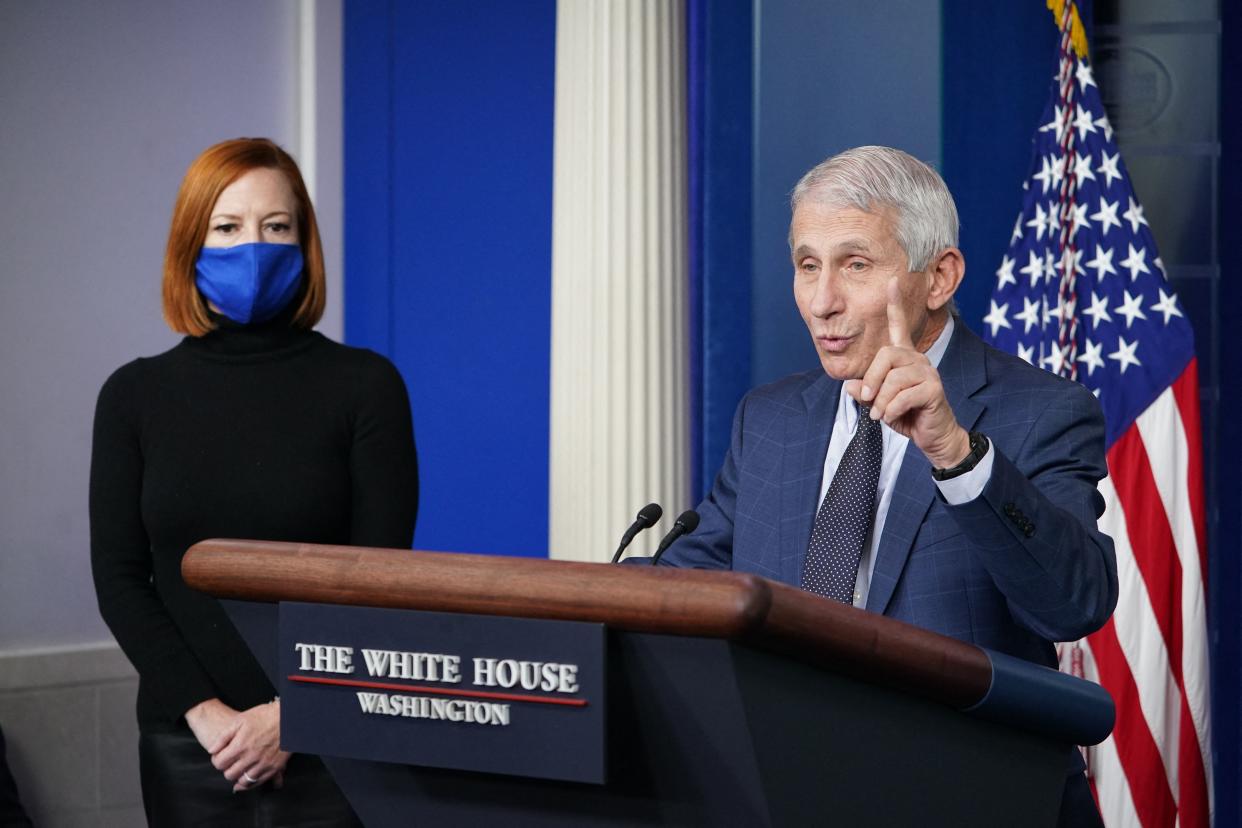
[660, 146, 1117, 827]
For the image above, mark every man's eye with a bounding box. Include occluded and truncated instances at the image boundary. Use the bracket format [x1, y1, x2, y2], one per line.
[846, 260, 868, 272]
[800, 261, 819, 273]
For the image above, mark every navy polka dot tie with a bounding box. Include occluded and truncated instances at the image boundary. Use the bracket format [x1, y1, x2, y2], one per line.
[800, 403, 883, 604]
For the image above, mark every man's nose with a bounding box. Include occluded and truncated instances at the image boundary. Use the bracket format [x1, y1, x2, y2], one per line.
[809, 271, 841, 317]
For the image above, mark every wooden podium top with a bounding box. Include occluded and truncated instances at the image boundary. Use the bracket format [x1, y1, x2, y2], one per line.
[183, 539, 991, 709]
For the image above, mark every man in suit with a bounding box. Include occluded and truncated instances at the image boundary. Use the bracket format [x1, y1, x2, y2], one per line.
[658, 146, 1117, 826]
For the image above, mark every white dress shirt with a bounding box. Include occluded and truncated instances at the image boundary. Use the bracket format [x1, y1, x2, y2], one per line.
[816, 316, 995, 607]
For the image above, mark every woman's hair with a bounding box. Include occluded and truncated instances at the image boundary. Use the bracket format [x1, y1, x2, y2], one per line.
[162, 137, 325, 335]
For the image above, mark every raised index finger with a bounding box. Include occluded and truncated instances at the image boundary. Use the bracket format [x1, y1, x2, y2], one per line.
[886, 276, 914, 350]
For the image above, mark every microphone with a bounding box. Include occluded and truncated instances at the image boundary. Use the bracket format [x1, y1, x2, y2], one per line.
[650, 510, 700, 565]
[611, 503, 664, 563]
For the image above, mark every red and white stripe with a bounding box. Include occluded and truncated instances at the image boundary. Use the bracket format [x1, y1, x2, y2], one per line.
[1076, 360, 1213, 827]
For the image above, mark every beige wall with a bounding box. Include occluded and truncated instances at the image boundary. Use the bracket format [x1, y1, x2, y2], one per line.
[0, 2, 341, 823]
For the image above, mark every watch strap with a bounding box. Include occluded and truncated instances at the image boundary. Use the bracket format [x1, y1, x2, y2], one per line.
[931, 431, 990, 481]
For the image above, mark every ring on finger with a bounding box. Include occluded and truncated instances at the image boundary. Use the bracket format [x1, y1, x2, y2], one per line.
[242, 771, 259, 785]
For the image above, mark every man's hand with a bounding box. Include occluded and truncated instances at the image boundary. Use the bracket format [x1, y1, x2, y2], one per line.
[844, 277, 971, 469]
[208, 700, 290, 792]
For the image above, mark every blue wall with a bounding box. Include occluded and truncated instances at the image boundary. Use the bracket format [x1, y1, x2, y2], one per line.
[688, 0, 754, 499]
[749, 1, 943, 388]
[690, 0, 938, 499]
[1215, 3, 1241, 822]
[691, 0, 943, 494]
[939, 4, 1060, 334]
[344, 0, 556, 556]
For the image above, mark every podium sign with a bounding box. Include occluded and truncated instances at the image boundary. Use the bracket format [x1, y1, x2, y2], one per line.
[278, 602, 606, 783]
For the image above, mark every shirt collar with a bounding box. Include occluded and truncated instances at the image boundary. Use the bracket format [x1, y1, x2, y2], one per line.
[924, 313, 955, 370]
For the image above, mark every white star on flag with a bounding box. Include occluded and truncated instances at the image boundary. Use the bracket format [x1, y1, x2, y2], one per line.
[996, 255, 1017, 289]
[1119, 243, 1150, 281]
[1026, 202, 1049, 241]
[1073, 104, 1097, 141]
[1090, 196, 1122, 235]
[1060, 247, 1085, 279]
[1041, 341, 1068, 374]
[1085, 245, 1117, 282]
[1044, 249, 1057, 284]
[1077, 338, 1105, 376]
[1097, 151, 1122, 188]
[1074, 153, 1096, 184]
[1123, 195, 1148, 233]
[1070, 203, 1091, 239]
[1075, 60, 1096, 91]
[1115, 289, 1148, 328]
[983, 300, 1012, 337]
[1094, 112, 1113, 142]
[1020, 250, 1044, 287]
[1015, 296, 1041, 333]
[1106, 334, 1141, 373]
[1033, 155, 1055, 194]
[1150, 288, 1183, 325]
[1043, 294, 1066, 327]
[1040, 103, 1067, 142]
[1082, 291, 1113, 329]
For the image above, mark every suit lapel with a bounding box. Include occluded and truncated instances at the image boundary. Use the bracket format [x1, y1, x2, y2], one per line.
[865, 322, 989, 614]
[779, 374, 840, 586]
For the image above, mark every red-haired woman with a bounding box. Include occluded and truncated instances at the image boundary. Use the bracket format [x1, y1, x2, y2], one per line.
[90, 138, 418, 825]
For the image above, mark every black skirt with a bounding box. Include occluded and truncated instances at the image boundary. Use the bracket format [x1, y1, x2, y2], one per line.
[138, 725, 362, 828]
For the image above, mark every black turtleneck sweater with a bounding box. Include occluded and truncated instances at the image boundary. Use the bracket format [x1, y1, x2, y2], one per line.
[89, 320, 418, 728]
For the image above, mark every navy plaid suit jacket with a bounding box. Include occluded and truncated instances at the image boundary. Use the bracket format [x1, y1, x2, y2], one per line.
[660, 323, 1118, 669]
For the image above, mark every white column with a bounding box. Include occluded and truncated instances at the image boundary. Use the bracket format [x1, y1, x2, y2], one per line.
[294, 0, 344, 342]
[549, 0, 690, 562]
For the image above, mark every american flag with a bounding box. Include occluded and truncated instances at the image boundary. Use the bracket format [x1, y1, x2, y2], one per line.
[983, 3, 1212, 825]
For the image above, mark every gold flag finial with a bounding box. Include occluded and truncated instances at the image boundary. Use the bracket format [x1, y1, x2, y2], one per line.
[1047, 0, 1089, 60]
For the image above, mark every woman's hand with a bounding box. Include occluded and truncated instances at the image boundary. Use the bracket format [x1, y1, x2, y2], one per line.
[208, 700, 291, 792]
[184, 698, 240, 754]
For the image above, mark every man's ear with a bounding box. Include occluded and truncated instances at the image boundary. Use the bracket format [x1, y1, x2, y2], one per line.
[926, 247, 965, 312]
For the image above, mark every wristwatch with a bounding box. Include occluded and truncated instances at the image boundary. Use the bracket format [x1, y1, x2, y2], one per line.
[931, 431, 990, 481]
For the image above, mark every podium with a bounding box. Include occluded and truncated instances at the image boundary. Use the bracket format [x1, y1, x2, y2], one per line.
[183, 539, 1113, 827]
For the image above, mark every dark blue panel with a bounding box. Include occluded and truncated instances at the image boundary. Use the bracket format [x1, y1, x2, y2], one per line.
[343, 0, 394, 355]
[345, 1, 555, 557]
[689, 0, 753, 499]
[939, 3, 1059, 335]
[751, 1, 942, 387]
[1214, 1, 1241, 821]
[1169, 275, 1214, 389]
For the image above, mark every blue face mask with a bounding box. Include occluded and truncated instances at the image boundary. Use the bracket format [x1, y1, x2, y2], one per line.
[195, 242, 304, 324]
